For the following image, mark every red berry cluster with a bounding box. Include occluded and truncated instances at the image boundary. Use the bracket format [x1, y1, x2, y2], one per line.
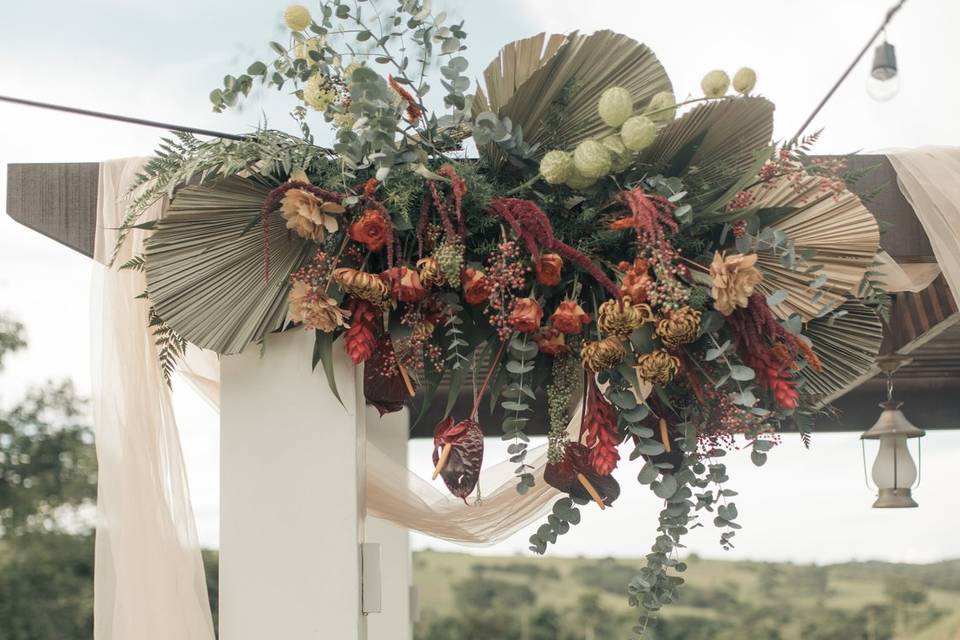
[290, 250, 334, 288]
[482, 240, 530, 341]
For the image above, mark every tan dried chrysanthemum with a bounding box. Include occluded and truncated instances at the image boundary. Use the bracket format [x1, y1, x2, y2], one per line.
[635, 350, 681, 385]
[280, 169, 345, 242]
[656, 306, 702, 348]
[416, 256, 445, 287]
[332, 267, 392, 308]
[288, 281, 350, 332]
[580, 336, 626, 372]
[710, 251, 763, 316]
[597, 297, 652, 336]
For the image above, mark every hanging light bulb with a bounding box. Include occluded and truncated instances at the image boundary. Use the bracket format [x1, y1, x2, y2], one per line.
[860, 357, 924, 508]
[867, 38, 900, 101]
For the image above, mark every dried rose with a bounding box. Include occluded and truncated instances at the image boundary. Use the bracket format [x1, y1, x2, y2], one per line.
[550, 300, 591, 335]
[462, 267, 492, 305]
[618, 258, 653, 303]
[535, 253, 563, 286]
[383, 266, 427, 303]
[508, 298, 544, 334]
[535, 327, 571, 356]
[349, 209, 391, 252]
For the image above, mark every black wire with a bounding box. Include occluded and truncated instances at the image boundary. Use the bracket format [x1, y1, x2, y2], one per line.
[0, 94, 247, 141]
[791, 0, 908, 144]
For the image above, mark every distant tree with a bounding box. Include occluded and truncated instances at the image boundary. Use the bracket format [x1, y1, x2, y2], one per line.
[453, 575, 537, 611]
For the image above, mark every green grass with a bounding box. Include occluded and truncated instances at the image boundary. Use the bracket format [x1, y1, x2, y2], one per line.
[413, 551, 960, 639]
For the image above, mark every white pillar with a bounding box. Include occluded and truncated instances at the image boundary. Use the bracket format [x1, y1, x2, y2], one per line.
[365, 408, 412, 640]
[220, 329, 366, 640]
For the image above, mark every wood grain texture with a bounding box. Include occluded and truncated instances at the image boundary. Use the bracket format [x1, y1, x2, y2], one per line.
[6, 162, 99, 257]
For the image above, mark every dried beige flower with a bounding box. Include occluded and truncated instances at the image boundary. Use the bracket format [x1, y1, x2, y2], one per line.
[710, 251, 763, 316]
[280, 169, 345, 242]
[288, 281, 350, 332]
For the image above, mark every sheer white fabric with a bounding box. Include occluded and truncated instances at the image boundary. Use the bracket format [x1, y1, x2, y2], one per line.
[92, 159, 215, 640]
[887, 147, 960, 299]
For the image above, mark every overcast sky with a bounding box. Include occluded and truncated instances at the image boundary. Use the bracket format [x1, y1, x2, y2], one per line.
[2, 0, 959, 563]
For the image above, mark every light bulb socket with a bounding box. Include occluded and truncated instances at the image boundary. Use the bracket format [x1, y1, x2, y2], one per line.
[873, 487, 918, 508]
[871, 41, 898, 81]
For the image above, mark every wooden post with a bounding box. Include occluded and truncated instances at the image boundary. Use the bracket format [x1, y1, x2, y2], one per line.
[365, 408, 412, 640]
[220, 329, 367, 640]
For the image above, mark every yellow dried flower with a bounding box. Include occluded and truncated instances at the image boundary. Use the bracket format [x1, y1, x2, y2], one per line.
[636, 350, 681, 385]
[733, 67, 757, 95]
[333, 267, 392, 308]
[303, 74, 337, 111]
[332, 111, 356, 131]
[710, 251, 763, 316]
[294, 37, 325, 61]
[601, 134, 632, 173]
[598, 86, 634, 128]
[645, 91, 677, 124]
[620, 115, 657, 152]
[539, 150, 574, 185]
[581, 336, 626, 372]
[656, 306, 702, 348]
[573, 139, 612, 179]
[417, 256, 445, 287]
[597, 297, 652, 336]
[283, 4, 312, 31]
[701, 70, 730, 98]
[287, 281, 350, 332]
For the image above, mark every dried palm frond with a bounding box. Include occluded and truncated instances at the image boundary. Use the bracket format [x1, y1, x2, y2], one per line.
[144, 175, 314, 355]
[802, 302, 883, 406]
[751, 171, 881, 321]
[475, 30, 672, 165]
[639, 97, 775, 208]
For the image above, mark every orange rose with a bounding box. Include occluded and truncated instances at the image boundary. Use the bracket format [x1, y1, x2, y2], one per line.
[551, 300, 591, 335]
[508, 298, 543, 334]
[382, 266, 426, 302]
[349, 209, 391, 252]
[462, 267, 491, 305]
[535, 327, 570, 356]
[618, 258, 652, 303]
[535, 253, 563, 286]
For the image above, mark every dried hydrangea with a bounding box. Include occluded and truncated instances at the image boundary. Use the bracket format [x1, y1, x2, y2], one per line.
[597, 86, 634, 128]
[620, 115, 657, 152]
[701, 69, 730, 98]
[573, 139, 612, 179]
[539, 150, 574, 185]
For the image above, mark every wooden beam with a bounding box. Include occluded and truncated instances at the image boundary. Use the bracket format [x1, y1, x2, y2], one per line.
[6, 162, 99, 257]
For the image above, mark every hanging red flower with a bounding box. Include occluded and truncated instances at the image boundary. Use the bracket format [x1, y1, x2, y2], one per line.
[544, 442, 620, 509]
[582, 375, 620, 475]
[343, 298, 380, 364]
[363, 333, 408, 416]
[431, 416, 484, 502]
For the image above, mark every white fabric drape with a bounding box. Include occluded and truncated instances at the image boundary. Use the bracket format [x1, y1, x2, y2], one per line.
[887, 147, 960, 300]
[92, 159, 215, 640]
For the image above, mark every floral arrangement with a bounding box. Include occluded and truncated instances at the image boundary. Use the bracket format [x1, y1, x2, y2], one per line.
[119, 1, 885, 632]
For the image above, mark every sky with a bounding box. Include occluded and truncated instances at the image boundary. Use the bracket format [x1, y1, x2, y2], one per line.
[2, 0, 960, 564]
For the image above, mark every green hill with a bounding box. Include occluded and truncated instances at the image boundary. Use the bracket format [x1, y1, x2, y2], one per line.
[413, 551, 960, 639]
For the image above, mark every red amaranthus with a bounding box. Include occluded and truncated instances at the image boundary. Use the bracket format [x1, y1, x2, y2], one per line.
[726, 293, 822, 410]
[609, 187, 678, 250]
[582, 375, 620, 475]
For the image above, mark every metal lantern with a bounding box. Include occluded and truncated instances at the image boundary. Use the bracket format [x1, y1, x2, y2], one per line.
[860, 357, 924, 508]
[867, 40, 900, 101]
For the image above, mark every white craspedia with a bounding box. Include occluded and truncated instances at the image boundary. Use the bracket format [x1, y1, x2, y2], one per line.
[733, 67, 757, 95]
[539, 150, 574, 185]
[601, 134, 632, 173]
[565, 166, 598, 190]
[620, 115, 657, 152]
[645, 91, 677, 124]
[303, 75, 337, 111]
[294, 37, 325, 61]
[598, 86, 634, 128]
[284, 4, 312, 31]
[701, 70, 730, 98]
[573, 140, 612, 179]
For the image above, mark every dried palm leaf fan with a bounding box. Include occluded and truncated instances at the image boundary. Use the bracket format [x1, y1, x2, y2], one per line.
[749, 172, 880, 321]
[638, 97, 775, 208]
[474, 30, 672, 166]
[801, 301, 883, 406]
[144, 176, 314, 355]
